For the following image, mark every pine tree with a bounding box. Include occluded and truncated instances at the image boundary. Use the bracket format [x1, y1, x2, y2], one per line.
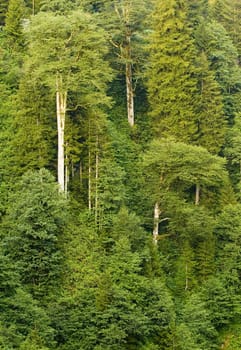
[146, 0, 199, 142]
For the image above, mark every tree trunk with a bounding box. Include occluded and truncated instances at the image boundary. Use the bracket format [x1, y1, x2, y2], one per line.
[195, 183, 200, 205]
[125, 33, 134, 127]
[126, 62, 134, 127]
[56, 76, 67, 192]
[185, 263, 189, 291]
[88, 148, 92, 210]
[95, 136, 99, 226]
[153, 202, 160, 244]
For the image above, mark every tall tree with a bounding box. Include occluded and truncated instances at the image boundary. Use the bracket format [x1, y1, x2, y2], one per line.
[0, 0, 9, 26]
[195, 51, 226, 153]
[195, 20, 241, 124]
[146, 0, 199, 142]
[3, 169, 67, 297]
[4, 0, 26, 52]
[142, 139, 228, 241]
[82, 0, 150, 127]
[25, 10, 112, 192]
[209, 0, 241, 61]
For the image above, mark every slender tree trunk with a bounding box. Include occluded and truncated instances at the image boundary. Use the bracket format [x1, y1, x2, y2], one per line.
[56, 76, 67, 192]
[88, 149, 92, 210]
[95, 136, 99, 226]
[195, 183, 200, 205]
[185, 263, 189, 291]
[153, 202, 160, 244]
[64, 146, 68, 195]
[125, 32, 134, 127]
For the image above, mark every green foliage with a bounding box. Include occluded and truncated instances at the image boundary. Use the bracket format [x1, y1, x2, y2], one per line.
[0, 248, 54, 348]
[26, 10, 112, 108]
[0, 0, 9, 26]
[195, 20, 241, 122]
[2, 169, 67, 297]
[2, 1, 241, 349]
[146, 0, 199, 142]
[195, 51, 226, 153]
[142, 138, 227, 206]
[4, 0, 26, 51]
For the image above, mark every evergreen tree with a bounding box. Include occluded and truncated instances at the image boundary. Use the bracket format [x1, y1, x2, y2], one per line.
[0, 247, 54, 348]
[195, 51, 226, 153]
[0, 0, 9, 26]
[195, 20, 241, 124]
[146, 0, 199, 142]
[4, 0, 26, 52]
[2, 169, 67, 298]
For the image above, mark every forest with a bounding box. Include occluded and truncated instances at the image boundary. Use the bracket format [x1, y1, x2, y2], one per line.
[1, 0, 241, 349]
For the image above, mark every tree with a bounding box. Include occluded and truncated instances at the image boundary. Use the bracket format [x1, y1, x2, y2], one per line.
[81, 0, 150, 127]
[209, 0, 241, 61]
[142, 138, 227, 241]
[0, 0, 9, 26]
[146, 0, 199, 142]
[195, 20, 241, 124]
[0, 246, 54, 348]
[52, 216, 175, 349]
[25, 10, 112, 192]
[4, 0, 26, 52]
[3, 169, 67, 297]
[195, 51, 226, 153]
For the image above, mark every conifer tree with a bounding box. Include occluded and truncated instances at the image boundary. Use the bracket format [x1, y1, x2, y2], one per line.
[0, 0, 9, 25]
[3, 169, 67, 298]
[195, 51, 226, 153]
[146, 0, 199, 142]
[195, 20, 241, 124]
[210, 0, 241, 63]
[4, 0, 26, 52]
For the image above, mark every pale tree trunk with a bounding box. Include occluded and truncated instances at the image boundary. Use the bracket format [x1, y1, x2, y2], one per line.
[125, 31, 134, 127]
[64, 148, 68, 195]
[56, 76, 67, 192]
[125, 55, 134, 126]
[185, 263, 189, 291]
[95, 136, 99, 226]
[115, 3, 135, 127]
[153, 202, 160, 244]
[88, 148, 92, 210]
[195, 183, 200, 205]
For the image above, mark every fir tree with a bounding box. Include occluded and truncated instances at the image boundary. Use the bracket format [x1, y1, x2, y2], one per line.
[146, 0, 199, 142]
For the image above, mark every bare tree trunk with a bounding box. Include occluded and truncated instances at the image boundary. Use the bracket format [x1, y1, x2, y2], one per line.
[195, 183, 200, 205]
[64, 146, 68, 195]
[125, 33, 134, 127]
[88, 149, 92, 211]
[56, 76, 67, 192]
[153, 202, 160, 244]
[185, 263, 189, 291]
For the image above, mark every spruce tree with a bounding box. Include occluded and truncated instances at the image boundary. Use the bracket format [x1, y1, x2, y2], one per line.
[195, 20, 241, 124]
[146, 0, 199, 142]
[3, 169, 68, 298]
[195, 51, 226, 153]
[4, 0, 26, 52]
